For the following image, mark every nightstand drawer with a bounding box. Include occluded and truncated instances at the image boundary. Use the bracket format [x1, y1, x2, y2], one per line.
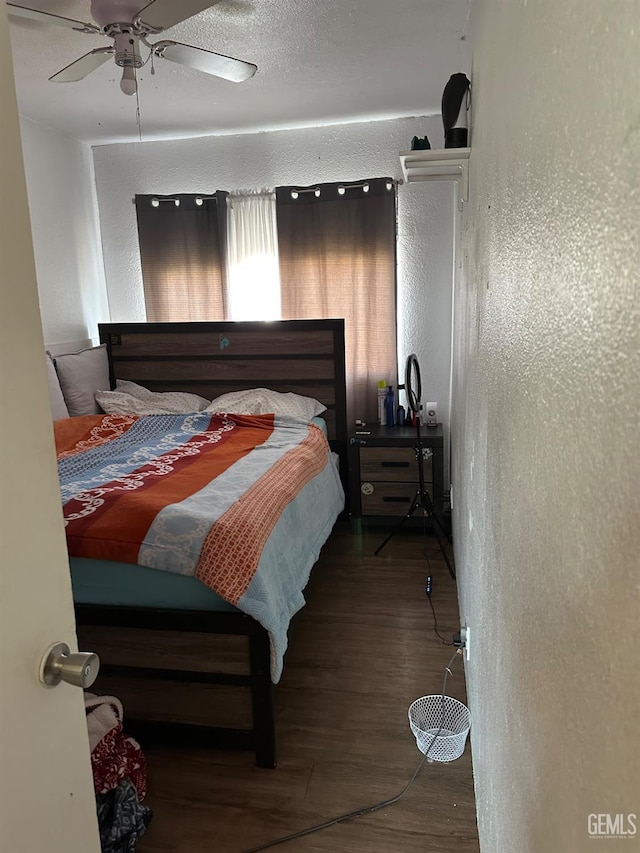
[360, 482, 432, 515]
[359, 447, 431, 483]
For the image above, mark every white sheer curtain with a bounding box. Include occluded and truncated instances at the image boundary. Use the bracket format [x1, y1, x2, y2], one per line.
[226, 191, 281, 320]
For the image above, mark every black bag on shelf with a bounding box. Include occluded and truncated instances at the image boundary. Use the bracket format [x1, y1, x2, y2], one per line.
[442, 73, 471, 148]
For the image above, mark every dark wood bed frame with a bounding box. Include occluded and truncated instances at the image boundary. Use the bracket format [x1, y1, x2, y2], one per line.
[75, 319, 347, 769]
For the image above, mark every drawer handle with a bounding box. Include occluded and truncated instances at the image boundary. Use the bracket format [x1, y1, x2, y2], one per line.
[381, 461, 410, 468]
[383, 496, 411, 503]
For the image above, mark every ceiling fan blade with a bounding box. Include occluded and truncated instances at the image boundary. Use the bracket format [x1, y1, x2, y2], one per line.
[155, 40, 257, 83]
[49, 47, 115, 83]
[136, 0, 224, 31]
[6, 3, 101, 34]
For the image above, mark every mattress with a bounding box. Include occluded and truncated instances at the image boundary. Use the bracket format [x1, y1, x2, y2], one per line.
[70, 557, 237, 611]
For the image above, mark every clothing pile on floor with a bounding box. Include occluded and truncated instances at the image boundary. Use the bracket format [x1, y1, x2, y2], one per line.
[85, 694, 152, 852]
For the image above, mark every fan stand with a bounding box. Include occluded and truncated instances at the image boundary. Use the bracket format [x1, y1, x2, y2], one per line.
[374, 353, 455, 580]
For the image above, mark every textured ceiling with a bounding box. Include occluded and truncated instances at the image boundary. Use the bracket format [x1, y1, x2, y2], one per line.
[8, 0, 472, 144]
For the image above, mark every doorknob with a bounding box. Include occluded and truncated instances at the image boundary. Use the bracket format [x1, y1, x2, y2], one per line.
[39, 642, 100, 689]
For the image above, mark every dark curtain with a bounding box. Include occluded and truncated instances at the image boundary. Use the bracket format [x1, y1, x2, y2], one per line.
[276, 178, 397, 425]
[135, 193, 228, 321]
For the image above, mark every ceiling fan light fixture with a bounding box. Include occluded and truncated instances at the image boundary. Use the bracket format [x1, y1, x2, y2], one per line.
[120, 65, 137, 95]
[114, 33, 143, 67]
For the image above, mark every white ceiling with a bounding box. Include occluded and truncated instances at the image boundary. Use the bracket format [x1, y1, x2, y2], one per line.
[8, 0, 472, 145]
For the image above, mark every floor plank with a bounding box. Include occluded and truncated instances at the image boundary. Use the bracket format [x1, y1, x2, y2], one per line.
[135, 523, 479, 852]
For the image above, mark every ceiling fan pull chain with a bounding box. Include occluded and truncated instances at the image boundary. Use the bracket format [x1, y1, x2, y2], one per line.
[135, 78, 143, 142]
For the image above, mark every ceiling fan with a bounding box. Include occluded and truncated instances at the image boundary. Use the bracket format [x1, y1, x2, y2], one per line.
[7, 0, 257, 95]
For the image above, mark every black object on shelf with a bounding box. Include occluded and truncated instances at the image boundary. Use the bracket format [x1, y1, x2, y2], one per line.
[442, 73, 471, 149]
[411, 135, 431, 150]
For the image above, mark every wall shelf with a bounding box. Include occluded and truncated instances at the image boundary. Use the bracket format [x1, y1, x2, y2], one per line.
[399, 147, 470, 210]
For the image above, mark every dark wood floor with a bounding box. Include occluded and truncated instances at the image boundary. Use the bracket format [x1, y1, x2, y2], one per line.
[136, 523, 479, 853]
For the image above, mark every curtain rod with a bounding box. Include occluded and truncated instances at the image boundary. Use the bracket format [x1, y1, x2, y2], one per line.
[287, 179, 401, 200]
[131, 195, 218, 206]
[132, 179, 404, 205]
[228, 190, 275, 198]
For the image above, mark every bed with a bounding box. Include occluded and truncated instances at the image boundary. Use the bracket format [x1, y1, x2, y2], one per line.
[63, 319, 347, 768]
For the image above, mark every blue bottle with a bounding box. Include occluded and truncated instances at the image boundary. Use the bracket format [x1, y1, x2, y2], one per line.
[385, 385, 395, 427]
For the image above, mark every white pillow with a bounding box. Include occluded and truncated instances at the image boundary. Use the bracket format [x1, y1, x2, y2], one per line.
[96, 380, 210, 416]
[204, 388, 326, 421]
[45, 353, 69, 421]
[107, 380, 159, 400]
[54, 344, 110, 417]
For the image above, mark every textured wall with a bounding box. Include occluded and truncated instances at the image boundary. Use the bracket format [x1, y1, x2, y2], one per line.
[19, 118, 109, 351]
[453, 1, 640, 850]
[93, 116, 455, 440]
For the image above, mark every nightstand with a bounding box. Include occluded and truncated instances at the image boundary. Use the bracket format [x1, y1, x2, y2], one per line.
[348, 424, 444, 526]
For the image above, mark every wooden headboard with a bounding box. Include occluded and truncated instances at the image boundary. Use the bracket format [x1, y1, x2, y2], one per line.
[98, 319, 347, 465]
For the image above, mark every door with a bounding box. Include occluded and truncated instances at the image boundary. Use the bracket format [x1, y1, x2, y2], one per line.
[0, 6, 100, 852]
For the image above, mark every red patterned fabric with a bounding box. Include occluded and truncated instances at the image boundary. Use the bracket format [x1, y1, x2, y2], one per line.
[85, 694, 147, 800]
[57, 413, 324, 604]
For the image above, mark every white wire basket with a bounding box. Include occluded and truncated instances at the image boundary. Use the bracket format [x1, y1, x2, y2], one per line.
[408, 695, 471, 762]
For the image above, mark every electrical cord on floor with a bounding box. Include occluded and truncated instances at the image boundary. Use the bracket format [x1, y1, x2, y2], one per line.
[423, 512, 455, 646]
[426, 587, 454, 646]
[242, 650, 461, 853]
